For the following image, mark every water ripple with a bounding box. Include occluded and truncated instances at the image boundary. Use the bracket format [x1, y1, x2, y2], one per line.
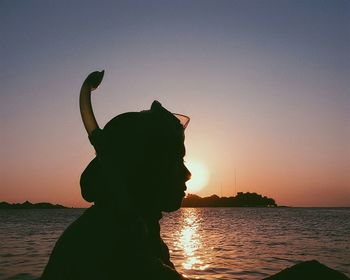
[1, 208, 349, 279]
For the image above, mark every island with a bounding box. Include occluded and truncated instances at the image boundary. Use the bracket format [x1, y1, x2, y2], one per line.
[0, 201, 68, 209]
[1, 192, 277, 209]
[181, 192, 277, 207]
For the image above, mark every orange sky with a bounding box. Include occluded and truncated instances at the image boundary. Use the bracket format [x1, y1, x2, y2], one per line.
[1, 1, 349, 207]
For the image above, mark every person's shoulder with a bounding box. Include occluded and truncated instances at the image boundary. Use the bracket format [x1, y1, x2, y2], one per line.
[57, 207, 96, 241]
[53, 206, 123, 253]
[56, 206, 108, 242]
[72, 205, 118, 232]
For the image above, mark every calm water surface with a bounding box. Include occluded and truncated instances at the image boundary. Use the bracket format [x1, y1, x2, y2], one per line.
[0, 208, 349, 280]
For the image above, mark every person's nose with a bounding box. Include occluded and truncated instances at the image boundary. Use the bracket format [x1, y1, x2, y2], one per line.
[184, 165, 192, 182]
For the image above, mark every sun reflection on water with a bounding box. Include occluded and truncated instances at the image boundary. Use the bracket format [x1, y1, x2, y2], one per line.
[174, 209, 209, 271]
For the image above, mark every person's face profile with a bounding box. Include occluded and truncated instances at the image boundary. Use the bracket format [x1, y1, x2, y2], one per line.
[155, 141, 191, 212]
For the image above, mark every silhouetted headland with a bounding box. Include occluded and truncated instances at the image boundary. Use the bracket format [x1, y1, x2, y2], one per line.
[0, 201, 68, 209]
[264, 260, 349, 280]
[182, 192, 277, 207]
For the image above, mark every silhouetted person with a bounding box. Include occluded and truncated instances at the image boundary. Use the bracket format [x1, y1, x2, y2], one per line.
[41, 71, 192, 280]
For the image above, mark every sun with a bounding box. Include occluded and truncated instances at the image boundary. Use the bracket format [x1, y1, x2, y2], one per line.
[185, 159, 209, 193]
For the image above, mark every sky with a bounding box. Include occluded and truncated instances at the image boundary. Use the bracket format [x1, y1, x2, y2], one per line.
[1, 0, 349, 207]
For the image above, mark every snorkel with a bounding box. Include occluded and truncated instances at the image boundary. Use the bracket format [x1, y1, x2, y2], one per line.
[79, 70, 105, 136]
[79, 70, 190, 213]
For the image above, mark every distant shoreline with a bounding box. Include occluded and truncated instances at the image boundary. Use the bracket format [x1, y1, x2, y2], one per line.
[0, 201, 69, 209]
[1, 199, 348, 209]
[1, 192, 276, 209]
[182, 192, 277, 207]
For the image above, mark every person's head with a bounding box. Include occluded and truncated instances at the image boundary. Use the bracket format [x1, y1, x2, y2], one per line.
[81, 101, 191, 212]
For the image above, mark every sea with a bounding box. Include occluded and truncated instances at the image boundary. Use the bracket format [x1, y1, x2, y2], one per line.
[0, 207, 349, 280]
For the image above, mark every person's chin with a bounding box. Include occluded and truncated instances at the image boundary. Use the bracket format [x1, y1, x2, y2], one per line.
[162, 196, 184, 212]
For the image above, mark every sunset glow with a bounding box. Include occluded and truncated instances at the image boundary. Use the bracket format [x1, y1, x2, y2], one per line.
[185, 159, 210, 194]
[1, 1, 349, 207]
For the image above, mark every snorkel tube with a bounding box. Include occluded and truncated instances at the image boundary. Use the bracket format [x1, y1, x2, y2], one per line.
[79, 70, 137, 211]
[79, 70, 105, 136]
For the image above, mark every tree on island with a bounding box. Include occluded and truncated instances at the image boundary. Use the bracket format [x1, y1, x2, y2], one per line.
[181, 192, 277, 207]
